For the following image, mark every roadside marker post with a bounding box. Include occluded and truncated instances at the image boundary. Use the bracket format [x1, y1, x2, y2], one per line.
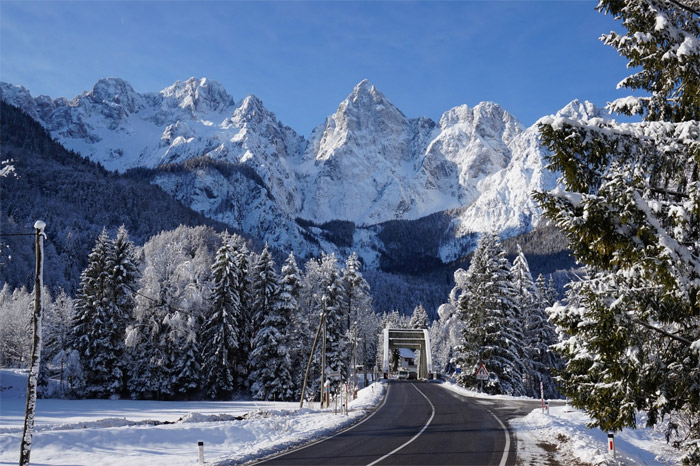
[608, 433, 615, 458]
[198, 441, 204, 464]
[540, 381, 544, 413]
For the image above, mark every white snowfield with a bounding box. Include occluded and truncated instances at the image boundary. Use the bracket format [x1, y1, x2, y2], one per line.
[0, 370, 681, 465]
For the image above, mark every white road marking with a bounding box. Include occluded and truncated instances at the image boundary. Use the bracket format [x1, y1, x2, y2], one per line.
[365, 383, 436, 466]
[253, 383, 391, 464]
[481, 405, 511, 466]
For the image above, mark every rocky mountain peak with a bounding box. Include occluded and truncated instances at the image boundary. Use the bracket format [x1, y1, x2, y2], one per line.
[233, 94, 269, 126]
[82, 77, 144, 117]
[554, 99, 608, 121]
[160, 77, 234, 115]
[331, 80, 407, 132]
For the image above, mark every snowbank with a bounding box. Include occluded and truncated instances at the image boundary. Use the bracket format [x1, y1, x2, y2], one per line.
[512, 406, 681, 465]
[439, 379, 681, 465]
[0, 369, 386, 465]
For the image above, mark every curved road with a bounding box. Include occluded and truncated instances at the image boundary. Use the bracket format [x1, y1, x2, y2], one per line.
[253, 381, 518, 466]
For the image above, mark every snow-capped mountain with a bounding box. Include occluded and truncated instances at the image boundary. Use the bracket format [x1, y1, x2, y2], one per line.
[0, 77, 582, 266]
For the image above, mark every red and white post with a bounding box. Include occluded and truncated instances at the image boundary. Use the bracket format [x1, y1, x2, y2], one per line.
[540, 381, 544, 413]
[608, 433, 615, 458]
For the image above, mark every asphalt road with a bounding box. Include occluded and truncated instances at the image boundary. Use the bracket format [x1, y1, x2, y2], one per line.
[252, 380, 542, 466]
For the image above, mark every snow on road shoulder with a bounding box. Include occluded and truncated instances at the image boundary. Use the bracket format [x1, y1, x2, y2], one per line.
[0, 369, 387, 466]
[511, 406, 681, 466]
[438, 379, 681, 465]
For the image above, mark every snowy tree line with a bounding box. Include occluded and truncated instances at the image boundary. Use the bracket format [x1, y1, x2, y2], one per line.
[429, 233, 562, 399]
[0, 224, 381, 401]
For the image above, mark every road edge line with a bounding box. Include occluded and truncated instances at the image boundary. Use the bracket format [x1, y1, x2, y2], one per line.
[437, 383, 512, 466]
[247, 382, 391, 465]
[365, 383, 436, 466]
[482, 404, 511, 466]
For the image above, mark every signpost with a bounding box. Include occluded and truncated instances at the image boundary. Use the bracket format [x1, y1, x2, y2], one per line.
[475, 364, 488, 393]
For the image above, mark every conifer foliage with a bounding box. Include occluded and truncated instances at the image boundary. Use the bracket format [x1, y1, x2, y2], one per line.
[70, 227, 139, 398]
[248, 245, 294, 401]
[201, 234, 241, 399]
[534, 1, 700, 461]
[9, 222, 383, 405]
[455, 233, 526, 396]
[512, 246, 560, 399]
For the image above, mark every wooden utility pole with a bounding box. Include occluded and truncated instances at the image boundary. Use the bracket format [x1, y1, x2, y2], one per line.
[20, 221, 46, 466]
[320, 297, 327, 409]
[299, 300, 326, 409]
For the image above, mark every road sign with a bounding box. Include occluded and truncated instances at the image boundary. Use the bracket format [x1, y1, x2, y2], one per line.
[475, 364, 489, 381]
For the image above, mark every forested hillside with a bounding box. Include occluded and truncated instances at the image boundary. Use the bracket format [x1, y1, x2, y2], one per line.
[0, 101, 224, 292]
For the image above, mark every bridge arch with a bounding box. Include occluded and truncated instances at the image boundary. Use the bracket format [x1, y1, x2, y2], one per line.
[382, 328, 433, 379]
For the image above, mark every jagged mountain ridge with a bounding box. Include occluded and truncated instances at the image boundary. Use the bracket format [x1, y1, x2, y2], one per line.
[0, 77, 594, 268]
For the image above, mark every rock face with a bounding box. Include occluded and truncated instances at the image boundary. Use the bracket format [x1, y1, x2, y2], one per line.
[1, 77, 597, 266]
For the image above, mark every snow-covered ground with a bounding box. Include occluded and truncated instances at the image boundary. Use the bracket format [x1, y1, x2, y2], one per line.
[0, 369, 385, 465]
[1, 370, 683, 465]
[441, 381, 682, 465]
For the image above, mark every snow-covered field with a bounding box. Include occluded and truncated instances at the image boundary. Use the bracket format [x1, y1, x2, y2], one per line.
[1, 370, 682, 465]
[442, 381, 682, 465]
[0, 369, 385, 466]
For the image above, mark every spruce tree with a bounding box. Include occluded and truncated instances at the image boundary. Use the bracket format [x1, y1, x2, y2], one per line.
[342, 253, 377, 388]
[280, 252, 306, 398]
[248, 245, 294, 400]
[232, 236, 254, 388]
[409, 304, 429, 329]
[109, 226, 140, 395]
[533, 1, 700, 461]
[319, 254, 347, 387]
[512, 246, 560, 398]
[455, 233, 526, 395]
[201, 235, 241, 400]
[70, 229, 127, 398]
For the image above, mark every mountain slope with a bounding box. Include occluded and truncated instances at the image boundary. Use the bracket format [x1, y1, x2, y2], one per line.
[0, 101, 225, 292]
[0, 77, 594, 276]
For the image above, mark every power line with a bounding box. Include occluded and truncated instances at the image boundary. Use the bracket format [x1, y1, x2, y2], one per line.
[126, 285, 198, 317]
[666, 0, 700, 16]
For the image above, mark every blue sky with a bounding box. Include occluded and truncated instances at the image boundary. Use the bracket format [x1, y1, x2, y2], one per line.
[1, 1, 631, 135]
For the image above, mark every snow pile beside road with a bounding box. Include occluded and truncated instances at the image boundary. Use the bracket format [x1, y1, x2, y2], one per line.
[511, 405, 680, 465]
[0, 369, 386, 466]
[439, 379, 681, 465]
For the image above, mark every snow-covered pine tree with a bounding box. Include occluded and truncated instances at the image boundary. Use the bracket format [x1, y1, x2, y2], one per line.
[455, 233, 526, 395]
[409, 304, 429, 329]
[429, 268, 470, 376]
[201, 234, 241, 400]
[280, 252, 307, 398]
[512, 246, 560, 399]
[534, 1, 700, 461]
[108, 226, 140, 395]
[70, 229, 127, 398]
[545, 275, 558, 306]
[319, 254, 347, 387]
[248, 245, 294, 400]
[342, 253, 377, 388]
[167, 311, 201, 399]
[232, 235, 254, 388]
[534, 274, 550, 305]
